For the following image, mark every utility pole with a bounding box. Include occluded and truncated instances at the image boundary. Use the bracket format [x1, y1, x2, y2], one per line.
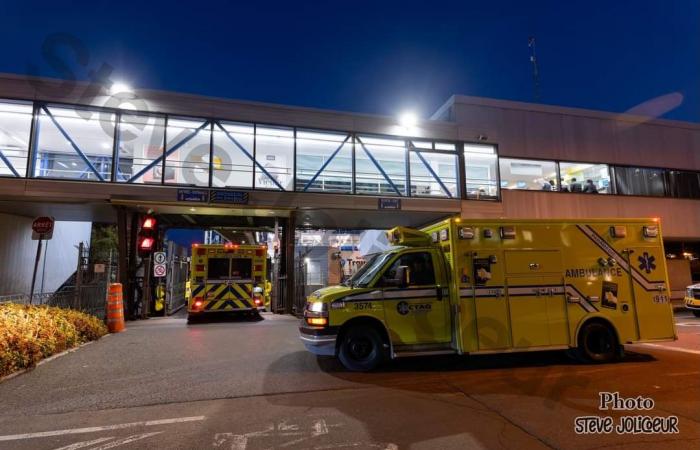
[528, 36, 541, 102]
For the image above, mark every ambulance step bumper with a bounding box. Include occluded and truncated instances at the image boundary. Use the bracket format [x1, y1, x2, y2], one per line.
[299, 327, 337, 357]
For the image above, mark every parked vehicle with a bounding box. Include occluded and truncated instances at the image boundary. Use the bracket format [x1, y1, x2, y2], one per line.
[299, 218, 676, 371]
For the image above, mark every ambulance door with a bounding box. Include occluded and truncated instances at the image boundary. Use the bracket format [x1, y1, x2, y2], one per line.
[467, 251, 511, 351]
[380, 250, 451, 345]
[505, 250, 567, 348]
[625, 246, 675, 340]
[206, 256, 231, 309]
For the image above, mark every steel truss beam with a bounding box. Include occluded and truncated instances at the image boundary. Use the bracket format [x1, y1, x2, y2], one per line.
[411, 147, 453, 198]
[128, 120, 210, 183]
[41, 105, 105, 181]
[301, 134, 351, 192]
[356, 137, 402, 196]
[214, 121, 285, 191]
[0, 148, 20, 177]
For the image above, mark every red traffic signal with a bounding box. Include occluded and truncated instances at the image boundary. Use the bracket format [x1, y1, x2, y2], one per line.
[137, 215, 158, 258]
[142, 216, 157, 230]
[137, 235, 155, 257]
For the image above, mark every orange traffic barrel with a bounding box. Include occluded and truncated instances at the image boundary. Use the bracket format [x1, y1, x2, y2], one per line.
[106, 283, 125, 333]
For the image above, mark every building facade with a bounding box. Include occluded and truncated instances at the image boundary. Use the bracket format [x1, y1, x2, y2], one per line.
[0, 74, 698, 271]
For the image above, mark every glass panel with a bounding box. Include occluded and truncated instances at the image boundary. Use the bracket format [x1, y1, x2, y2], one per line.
[117, 113, 165, 183]
[464, 144, 498, 199]
[295, 130, 351, 193]
[409, 151, 457, 197]
[255, 126, 294, 190]
[613, 166, 666, 197]
[213, 121, 254, 188]
[559, 162, 610, 194]
[164, 117, 210, 186]
[667, 170, 700, 198]
[230, 258, 252, 279]
[435, 142, 456, 151]
[0, 100, 32, 177]
[207, 258, 230, 280]
[499, 158, 558, 191]
[410, 140, 433, 150]
[34, 106, 115, 181]
[356, 136, 406, 196]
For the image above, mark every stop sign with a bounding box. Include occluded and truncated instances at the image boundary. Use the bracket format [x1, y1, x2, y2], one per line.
[32, 216, 55, 238]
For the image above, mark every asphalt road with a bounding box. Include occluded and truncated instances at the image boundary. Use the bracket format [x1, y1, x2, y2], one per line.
[0, 311, 698, 450]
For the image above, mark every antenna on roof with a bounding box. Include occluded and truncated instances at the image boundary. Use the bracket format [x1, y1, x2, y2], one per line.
[528, 36, 541, 102]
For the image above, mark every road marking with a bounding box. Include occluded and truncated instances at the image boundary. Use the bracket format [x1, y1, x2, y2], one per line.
[676, 322, 700, 327]
[638, 343, 700, 355]
[0, 416, 205, 441]
[90, 432, 162, 450]
[53, 437, 114, 450]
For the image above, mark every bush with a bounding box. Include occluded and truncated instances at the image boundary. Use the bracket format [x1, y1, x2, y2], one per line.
[0, 304, 108, 378]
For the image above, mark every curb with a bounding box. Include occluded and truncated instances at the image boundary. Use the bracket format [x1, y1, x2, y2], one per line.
[0, 335, 109, 384]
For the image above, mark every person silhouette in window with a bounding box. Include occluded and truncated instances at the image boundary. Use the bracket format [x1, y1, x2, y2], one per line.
[583, 179, 599, 193]
[570, 178, 583, 192]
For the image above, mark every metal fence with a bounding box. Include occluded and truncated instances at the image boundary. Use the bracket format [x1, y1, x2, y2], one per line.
[0, 285, 107, 319]
[0, 242, 115, 320]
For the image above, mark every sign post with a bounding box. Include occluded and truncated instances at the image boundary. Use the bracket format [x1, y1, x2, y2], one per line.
[29, 216, 55, 304]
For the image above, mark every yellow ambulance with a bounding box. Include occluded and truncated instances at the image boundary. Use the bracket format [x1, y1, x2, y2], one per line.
[187, 243, 268, 321]
[299, 218, 676, 371]
[684, 283, 700, 317]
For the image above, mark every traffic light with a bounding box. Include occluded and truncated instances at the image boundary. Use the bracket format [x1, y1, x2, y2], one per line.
[137, 215, 157, 258]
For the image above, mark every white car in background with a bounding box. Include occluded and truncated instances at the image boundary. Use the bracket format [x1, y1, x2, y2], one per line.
[684, 283, 700, 317]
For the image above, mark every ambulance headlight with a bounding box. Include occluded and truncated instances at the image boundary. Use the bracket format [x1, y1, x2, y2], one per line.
[309, 301, 326, 313]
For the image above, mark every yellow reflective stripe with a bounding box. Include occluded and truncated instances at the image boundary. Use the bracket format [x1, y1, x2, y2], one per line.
[232, 283, 251, 300]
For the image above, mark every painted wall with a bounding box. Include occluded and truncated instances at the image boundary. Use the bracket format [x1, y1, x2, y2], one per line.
[451, 98, 700, 170]
[0, 213, 92, 296]
[459, 190, 700, 240]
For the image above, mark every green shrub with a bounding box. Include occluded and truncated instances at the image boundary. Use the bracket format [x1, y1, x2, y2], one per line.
[0, 304, 108, 378]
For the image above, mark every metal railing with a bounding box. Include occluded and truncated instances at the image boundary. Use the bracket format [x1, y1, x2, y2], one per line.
[0, 285, 107, 319]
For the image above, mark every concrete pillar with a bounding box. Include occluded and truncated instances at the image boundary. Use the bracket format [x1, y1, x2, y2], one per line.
[284, 211, 296, 315]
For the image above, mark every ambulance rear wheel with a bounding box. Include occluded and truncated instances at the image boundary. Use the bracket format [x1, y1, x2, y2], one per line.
[578, 321, 618, 363]
[338, 325, 384, 372]
[693, 310, 700, 317]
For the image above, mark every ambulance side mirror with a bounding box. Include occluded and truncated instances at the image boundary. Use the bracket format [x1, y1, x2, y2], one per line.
[395, 266, 410, 288]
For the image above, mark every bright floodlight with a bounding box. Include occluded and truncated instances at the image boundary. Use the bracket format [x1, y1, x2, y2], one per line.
[109, 82, 132, 95]
[399, 112, 418, 128]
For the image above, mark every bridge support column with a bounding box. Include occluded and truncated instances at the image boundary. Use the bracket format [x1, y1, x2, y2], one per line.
[116, 207, 130, 317]
[283, 211, 296, 315]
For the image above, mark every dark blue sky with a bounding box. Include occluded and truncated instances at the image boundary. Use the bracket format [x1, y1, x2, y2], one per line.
[1, 1, 698, 122]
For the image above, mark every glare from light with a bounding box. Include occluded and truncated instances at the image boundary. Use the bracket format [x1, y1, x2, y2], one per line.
[399, 112, 418, 128]
[109, 82, 132, 95]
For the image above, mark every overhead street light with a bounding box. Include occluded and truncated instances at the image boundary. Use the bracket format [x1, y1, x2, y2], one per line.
[398, 111, 418, 129]
[109, 82, 132, 95]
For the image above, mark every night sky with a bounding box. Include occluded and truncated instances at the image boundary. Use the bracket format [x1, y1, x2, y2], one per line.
[1, 1, 697, 122]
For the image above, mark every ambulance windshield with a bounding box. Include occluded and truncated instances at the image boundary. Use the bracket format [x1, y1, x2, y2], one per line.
[347, 252, 394, 288]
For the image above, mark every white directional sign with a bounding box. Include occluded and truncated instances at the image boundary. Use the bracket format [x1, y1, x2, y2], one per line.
[153, 252, 166, 264]
[153, 252, 167, 278]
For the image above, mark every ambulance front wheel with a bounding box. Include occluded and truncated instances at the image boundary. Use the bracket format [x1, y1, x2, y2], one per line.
[338, 325, 385, 372]
[577, 321, 619, 363]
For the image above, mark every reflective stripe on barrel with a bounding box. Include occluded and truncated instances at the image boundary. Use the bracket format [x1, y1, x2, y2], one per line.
[106, 283, 125, 332]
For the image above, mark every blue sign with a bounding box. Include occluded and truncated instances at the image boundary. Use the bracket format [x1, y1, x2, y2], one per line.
[177, 189, 209, 203]
[210, 190, 249, 205]
[378, 198, 401, 210]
